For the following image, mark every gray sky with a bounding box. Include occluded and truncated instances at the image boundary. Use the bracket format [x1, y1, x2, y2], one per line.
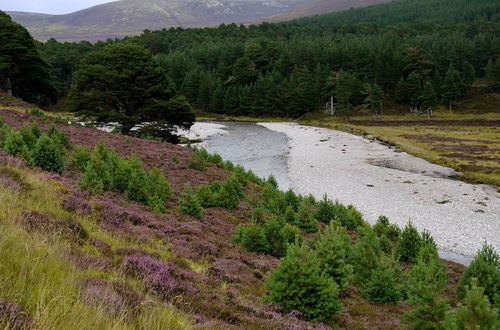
[0, 0, 117, 14]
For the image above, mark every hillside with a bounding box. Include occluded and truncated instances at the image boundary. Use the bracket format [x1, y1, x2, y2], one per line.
[259, 0, 394, 23]
[7, 0, 312, 41]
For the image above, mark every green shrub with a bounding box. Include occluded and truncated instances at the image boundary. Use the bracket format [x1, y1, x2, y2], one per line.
[341, 205, 365, 229]
[70, 145, 92, 170]
[407, 256, 447, 304]
[31, 124, 41, 139]
[386, 224, 401, 241]
[373, 215, 390, 236]
[126, 156, 149, 203]
[450, 279, 499, 329]
[379, 235, 393, 254]
[145, 168, 172, 213]
[404, 292, 451, 330]
[196, 184, 219, 207]
[0, 123, 12, 146]
[188, 153, 207, 171]
[47, 125, 71, 149]
[178, 185, 204, 219]
[361, 256, 404, 304]
[313, 223, 352, 291]
[457, 243, 500, 305]
[295, 200, 319, 233]
[19, 125, 37, 149]
[4, 131, 29, 159]
[314, 194, 337, 223]
[110, 155, 132, 192]
[351, 226, 382, 284]
[251, 206, 266, 225]
[30, 135, 65, 173]
[281, 223, 303, 245]
[262, 217, 288, 257]
[79, 162, 105, 194]
[171, 155, 179, 163]
[284, 189, 300, 212]
[397, 222, 422, 264]
[284, 206, 297, 224]
[216, 184, 240, 210]
[266, 175, 278, 189]
[234, 222, 270, 254]
[266, 243, 342, 322]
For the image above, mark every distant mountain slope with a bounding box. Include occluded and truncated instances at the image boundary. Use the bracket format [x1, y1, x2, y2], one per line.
[259, 0, 395, 23]
[7, 0, 312, 42]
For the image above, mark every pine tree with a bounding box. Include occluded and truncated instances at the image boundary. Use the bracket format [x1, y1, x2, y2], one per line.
[404, 292, 450, 330]
[450, 279, 499, 330]
[442, 64, 465, 111]
[178, 185, 204, 219]
[362, 82, 384, 118]
[266, 243, 342, 322]
[457, 243, 500, 305]
[312, 223, 352, 291]
[462, 61, 476, 88]
[396, 222, 422, 264]
[420, 81, 437, 117]
[351, 226, 382, 284]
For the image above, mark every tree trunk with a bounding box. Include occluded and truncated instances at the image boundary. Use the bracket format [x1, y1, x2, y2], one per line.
[6, 77, 12, 96]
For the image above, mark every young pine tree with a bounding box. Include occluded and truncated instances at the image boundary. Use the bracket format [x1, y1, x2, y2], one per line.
[178, 185, 204, 219]
[397, 222, 422, 264]
[449, 279, 499, 330]
[30, 135, 65, 173]
[457, 243, 500, 306]
[312, 223, 352, 291]
[361, 256, 404, 304]
[266, 243, 342, 322]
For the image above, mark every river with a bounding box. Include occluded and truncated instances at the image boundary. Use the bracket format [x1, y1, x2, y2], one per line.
[184, 121, 500, 265]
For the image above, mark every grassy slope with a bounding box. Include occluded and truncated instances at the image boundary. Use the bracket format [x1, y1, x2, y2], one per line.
[0, 105, 467, 329]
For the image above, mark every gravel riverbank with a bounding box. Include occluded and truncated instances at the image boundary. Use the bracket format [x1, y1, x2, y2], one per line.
[259, 122, 499, 260]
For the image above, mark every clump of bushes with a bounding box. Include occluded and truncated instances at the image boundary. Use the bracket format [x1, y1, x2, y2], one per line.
[0, 122, 68, 173]
[30, 135, 65, 173]
[178, 185, 204, 219]
[234, 217, 302, 257]
[77, 142, 172, 213]
[196, 175, 244, 210]
[265, 243, 342, 322]
[188, 153, 207, 171]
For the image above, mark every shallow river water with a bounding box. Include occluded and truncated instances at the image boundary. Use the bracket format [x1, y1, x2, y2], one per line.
[185, 121, 500, 265]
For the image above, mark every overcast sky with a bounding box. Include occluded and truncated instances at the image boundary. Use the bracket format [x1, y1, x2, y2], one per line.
[0, 0, 117, 14]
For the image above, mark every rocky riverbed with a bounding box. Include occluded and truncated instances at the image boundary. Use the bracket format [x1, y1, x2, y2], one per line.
[185, 121, 500, 263]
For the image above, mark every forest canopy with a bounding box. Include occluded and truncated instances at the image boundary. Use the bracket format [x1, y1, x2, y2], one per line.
[0, 11, 56, 104]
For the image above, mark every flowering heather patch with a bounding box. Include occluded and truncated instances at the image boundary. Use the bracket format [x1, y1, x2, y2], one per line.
[122, 254, 201, 300]
[0, 166, 28, 191]
[81, 278, 143, 317]
[0, 150, 26, 168]
[16, 211, 54, 234]
[0, 298, 32, 329]
[67, 249, 113, 271]
[90, 238, 112, 255]
[0, 174, 23, 190]
[54, 218, 89, 243]
[62, 192, 93, 216]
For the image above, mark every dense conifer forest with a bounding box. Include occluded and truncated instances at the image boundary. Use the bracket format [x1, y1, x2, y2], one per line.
[29, 0, 500, 118]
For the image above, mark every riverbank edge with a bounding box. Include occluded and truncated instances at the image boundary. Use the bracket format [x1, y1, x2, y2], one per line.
[196, 110, 499, 189]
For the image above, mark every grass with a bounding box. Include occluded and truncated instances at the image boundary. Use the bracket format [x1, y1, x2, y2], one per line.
[0, 165, 194, 329]
[300, 109, 500, 187]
